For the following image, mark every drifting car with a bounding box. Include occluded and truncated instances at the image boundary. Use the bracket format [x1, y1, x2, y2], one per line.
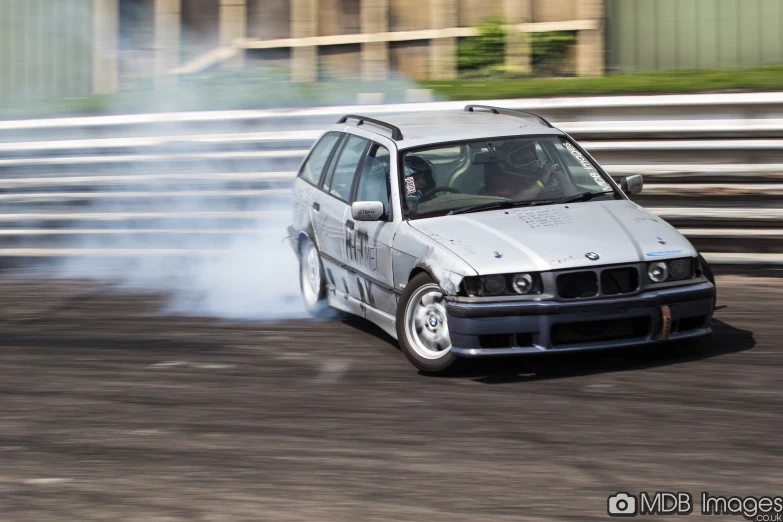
[288, 106, 716, 373]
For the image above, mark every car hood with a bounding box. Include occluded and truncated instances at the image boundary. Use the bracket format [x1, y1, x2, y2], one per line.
[407, 200, 696, 274]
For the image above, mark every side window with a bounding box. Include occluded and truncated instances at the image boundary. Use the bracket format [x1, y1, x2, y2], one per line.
[354, 143, 392, 218]
[298, 132, 340, 185]
[324, 135, 368, 202]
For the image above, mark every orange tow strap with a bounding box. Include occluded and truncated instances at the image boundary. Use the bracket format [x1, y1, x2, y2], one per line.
[660, 305, 672, 340]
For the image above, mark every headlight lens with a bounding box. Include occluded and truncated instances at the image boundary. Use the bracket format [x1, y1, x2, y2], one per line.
[647, 258, 695, 284]
[462, 273, 543, 297]
[483, 274, 507, 295]
[511, 273, 534, 294]
[647, 262, 668, 283]
[669, 259, 692, 280]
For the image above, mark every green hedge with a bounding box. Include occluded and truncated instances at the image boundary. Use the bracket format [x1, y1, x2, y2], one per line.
[2, 66, 783, 119]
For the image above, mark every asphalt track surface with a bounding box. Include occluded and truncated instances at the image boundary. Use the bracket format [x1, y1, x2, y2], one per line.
[0, 274, 780, 521]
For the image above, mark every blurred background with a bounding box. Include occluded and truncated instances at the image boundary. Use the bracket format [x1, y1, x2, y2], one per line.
[2, 0, 783, 109]
[0, 1, 782, 521]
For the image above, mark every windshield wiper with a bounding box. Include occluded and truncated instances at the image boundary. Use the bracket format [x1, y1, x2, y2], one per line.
[532, 190, 611, 207]
[447, 200, 536, 216]
[446, 190, 611, 216]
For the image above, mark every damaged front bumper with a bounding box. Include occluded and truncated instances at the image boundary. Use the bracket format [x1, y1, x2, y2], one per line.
[445, 281, 715, 357]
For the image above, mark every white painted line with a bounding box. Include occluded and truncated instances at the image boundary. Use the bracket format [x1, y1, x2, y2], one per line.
[24, 478, 73, 485]
[193, 363, 235, 369]
[313, 359, 351, 383]
[128, 429, 167, 435]
[149, 360, 235, 369]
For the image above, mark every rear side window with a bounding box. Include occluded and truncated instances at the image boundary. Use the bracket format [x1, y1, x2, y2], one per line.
[299, 132, 340, 185]
[324, 135, 369, 202]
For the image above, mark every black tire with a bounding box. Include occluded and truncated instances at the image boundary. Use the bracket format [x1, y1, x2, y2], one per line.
[298, 237, 331, 317]
[396, 272, 460, 374]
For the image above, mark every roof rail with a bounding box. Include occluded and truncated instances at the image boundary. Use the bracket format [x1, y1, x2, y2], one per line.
[337, 114, 404, 140]
[464, 104, 554, 128]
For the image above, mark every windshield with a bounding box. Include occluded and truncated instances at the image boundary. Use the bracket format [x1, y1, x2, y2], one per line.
[400, 136, 619, 219]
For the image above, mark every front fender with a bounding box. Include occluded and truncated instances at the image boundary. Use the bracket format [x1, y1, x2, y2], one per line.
[392, 222, 478, 296]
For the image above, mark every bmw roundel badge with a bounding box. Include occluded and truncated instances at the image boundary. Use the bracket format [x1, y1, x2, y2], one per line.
[585, 252, 600, 261]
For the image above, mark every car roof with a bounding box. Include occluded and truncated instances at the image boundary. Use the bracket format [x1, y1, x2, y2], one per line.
[333, 110, 564, 150]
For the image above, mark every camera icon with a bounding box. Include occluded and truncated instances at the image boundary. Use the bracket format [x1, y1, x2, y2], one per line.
[608, 492, 637, 517]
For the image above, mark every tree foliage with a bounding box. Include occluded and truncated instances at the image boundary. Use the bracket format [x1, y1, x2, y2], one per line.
[457, 17, 577, 77]
[457, 17, 507, 72]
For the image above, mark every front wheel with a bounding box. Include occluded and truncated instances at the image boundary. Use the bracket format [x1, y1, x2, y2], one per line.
[396, 272, 459, 374]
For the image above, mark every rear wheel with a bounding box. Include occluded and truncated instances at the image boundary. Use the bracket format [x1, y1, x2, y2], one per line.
[299, 237, 330, 317]
[396, 273, 459, 374]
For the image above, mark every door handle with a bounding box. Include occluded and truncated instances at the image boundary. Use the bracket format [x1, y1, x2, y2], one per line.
[345, 220, 354, 230]
[312, 202, 320, 211]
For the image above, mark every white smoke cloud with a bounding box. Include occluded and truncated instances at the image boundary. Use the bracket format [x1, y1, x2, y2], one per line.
[8, 2, 431, 321]
[51, 222, 306, 321]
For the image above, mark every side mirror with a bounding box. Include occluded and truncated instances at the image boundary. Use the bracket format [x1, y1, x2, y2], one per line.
[351, 201, 385, 221]
[621, 174, 643, 196]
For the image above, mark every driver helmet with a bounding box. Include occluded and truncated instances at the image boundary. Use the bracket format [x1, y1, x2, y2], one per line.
[403, 155, 435, 200]
[496, 141, 542, 178]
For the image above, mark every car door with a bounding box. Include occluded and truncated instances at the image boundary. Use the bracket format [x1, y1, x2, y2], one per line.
[344, 141, 397, 316]
[316, 133, 370, 296]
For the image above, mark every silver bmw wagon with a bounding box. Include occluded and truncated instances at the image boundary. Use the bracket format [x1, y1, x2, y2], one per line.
[288, 106, 716, 373]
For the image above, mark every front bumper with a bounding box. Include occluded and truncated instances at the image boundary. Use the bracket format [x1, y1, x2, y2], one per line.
[445, 282, 715, 357]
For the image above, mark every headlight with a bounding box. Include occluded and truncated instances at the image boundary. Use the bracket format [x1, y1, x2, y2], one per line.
[511, 273, 534, 294]
[462, 273, 543, 297]
[647, 258, 695, 284]
[483, 274, 506, 295]
[669, 259, 692, 280]
[647, 262, 668, 283]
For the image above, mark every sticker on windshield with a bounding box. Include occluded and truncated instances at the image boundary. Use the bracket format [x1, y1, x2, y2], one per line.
[405, 177, 417, 195]
[563, 142, 612, 192]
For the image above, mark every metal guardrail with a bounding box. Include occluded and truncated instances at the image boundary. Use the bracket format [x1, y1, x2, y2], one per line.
[0, 92, 782, 266]
[2, 92, 782, 133]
